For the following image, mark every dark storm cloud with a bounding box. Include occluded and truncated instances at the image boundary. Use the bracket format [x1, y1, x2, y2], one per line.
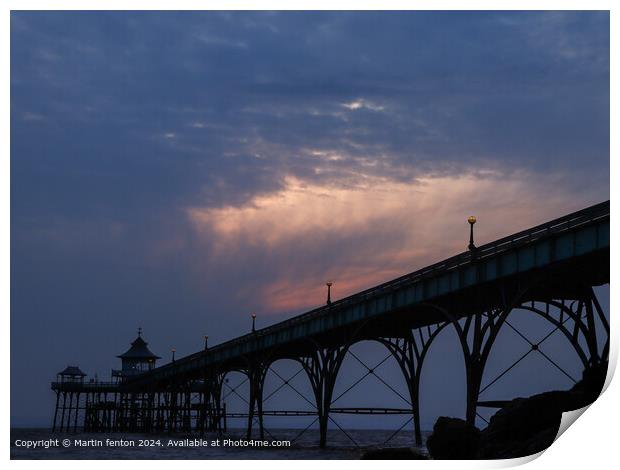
[11, 11, 609, 221]
[11, 11, 609, 425]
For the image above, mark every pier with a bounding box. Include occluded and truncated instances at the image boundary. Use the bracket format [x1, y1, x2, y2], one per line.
[51, 201, 610, 448]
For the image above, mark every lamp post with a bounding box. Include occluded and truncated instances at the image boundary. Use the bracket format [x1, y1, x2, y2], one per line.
[251, 313, 257, 333]
[468, 215, 477, 251]
[171, 348, 176, 363]
[204, 335, 209, 350]
[326, 281, 333, 305]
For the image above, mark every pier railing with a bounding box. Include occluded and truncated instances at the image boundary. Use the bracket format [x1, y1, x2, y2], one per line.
[51, 381, 119, 391]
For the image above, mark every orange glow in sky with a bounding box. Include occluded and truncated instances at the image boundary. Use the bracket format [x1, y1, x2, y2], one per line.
[185, 169, 587, 314]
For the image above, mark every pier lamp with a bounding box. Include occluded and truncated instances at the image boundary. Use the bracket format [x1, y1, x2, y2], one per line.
[251, 313, 257, 332]
[171, 348, 176, 363]
[204, 335, 209, 350]
[326, 281, 333, 305]
[468, 216, 477, 251]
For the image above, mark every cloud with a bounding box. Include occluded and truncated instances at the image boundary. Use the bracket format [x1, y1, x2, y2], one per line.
[341, 99, 385, 112]
[10, 11, 609, 229]
[185, 168, 598, 313]
[10, 10, 609, 317]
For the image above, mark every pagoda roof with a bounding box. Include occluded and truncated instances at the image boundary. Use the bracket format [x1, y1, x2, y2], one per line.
[117, 332, 161, 360]
[58, 365, 86, 376]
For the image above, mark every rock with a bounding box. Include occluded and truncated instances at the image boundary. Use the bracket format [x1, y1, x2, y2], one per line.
[477, 361, 608, 459]
[568, 360, 607, 409]
[426, 417, 480, 459]
[477, 391, 566, 459]
[479, 426, 558, 460]
[361, 447, 428, 460]
[484, 391, 567, 441]
[425, 363, 609, 460]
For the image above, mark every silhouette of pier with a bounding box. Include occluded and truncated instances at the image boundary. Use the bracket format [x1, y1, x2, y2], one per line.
[51, 201, 610, 448]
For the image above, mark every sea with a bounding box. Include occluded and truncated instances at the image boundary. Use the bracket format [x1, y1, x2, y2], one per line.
[11, 427, 430, 459]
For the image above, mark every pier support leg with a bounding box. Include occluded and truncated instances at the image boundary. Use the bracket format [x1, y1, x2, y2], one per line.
[460, 310, 510, 426]
[299, 345, 348, 448]
[223, 402, 227, 432]
[73, 393, 80, 432]
[426, 288, 522, 428]
[167, 390, 179, 433]
[206, 373, 224, 433]
[84, 393, 91, 432]
[379, 322, 448, 446]
[246, 364, 267, 440]
[67, 392, 74, 432]
[60, 392, 67, 432]
[52, 391, 60, 432]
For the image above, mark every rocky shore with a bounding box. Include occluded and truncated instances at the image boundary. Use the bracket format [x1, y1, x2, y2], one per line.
[361, 362, 607, 460]
[427, 361, 608, 459]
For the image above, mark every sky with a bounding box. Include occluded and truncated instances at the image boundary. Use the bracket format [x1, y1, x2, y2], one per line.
[10, 11, 609, 429]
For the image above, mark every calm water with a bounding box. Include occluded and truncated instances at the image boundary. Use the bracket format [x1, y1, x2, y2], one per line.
[11, 428, 430, 459]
